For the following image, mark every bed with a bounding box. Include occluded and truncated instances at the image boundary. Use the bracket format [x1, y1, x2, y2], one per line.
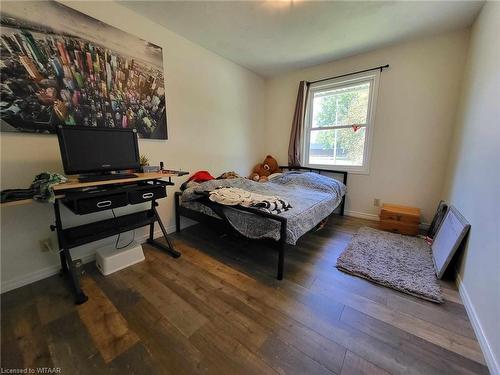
[174, 166, 347, 280]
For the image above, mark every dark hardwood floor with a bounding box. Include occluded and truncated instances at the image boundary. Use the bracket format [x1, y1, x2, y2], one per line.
[1, 216, 489, 374]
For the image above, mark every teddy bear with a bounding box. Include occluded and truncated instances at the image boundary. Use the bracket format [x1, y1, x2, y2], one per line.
[249, 155, 281, 182]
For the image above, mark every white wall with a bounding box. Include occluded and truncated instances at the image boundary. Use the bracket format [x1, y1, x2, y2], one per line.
[442, 3, 500, 373]
[0, 1, 266, 291]
[264, 30, 470, 223]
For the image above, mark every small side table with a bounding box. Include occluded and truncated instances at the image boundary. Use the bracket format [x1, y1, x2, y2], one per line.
[379, 203, 420, 236]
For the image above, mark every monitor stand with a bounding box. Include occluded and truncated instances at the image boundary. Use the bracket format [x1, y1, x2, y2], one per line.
[78, 172, 138, 183]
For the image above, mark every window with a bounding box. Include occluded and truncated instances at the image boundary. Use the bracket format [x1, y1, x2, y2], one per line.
[303, 72, 379, 174]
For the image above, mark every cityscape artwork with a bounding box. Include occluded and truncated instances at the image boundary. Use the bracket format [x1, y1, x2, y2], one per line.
[0, 1, 167, 139]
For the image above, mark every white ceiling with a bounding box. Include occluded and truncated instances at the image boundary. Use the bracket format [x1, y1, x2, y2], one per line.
[120, 1, 483, 77]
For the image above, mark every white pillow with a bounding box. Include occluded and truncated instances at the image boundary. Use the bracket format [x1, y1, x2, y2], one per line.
[267, 173, 283, 181]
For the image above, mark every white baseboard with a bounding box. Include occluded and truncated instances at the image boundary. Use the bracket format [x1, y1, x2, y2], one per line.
[456, 272, 499, 375]
[344, 210, 430, 230]
[345, 210, 379, 221]
[0, 251, 97, 294]
[0, 222, 193, 294]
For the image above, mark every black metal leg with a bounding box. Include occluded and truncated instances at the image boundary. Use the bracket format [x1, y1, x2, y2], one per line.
[277, 244, 285, 280]
[149, 220, 155, 240]
[53, 200, 69, 274]
[59, 250, 68, 274]
[63, 248, 88, 305]
[340, 173, 347, 216]
[277, 219, 287, 280]
[53, 199, 86, 303]
[174, 192, 181, 233]
[147, 202, 181, 258]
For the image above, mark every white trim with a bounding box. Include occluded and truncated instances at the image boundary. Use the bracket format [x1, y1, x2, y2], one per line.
[302, 71, 380, 175]
[345, 210, 379, 221]
[456, 272, 500, 375]
[419, 222, 430, 231]
[345, 210, 430, 230]
[0, 220, 195, 294]
[0, 252, 97, 294]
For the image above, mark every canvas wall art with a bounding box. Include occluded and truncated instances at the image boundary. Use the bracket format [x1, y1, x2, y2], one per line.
[0, 1, 167, 139]
[431, 206, 470, 279]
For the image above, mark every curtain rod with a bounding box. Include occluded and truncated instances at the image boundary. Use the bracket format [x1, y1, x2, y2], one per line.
[306, 64, 389, 85]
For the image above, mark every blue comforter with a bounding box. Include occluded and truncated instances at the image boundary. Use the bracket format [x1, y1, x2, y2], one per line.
[181, 172, 346, 244]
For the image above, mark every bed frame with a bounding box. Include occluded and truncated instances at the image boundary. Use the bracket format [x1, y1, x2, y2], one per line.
[174, 166, 348, 280]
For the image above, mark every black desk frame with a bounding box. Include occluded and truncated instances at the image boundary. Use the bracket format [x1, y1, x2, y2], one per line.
[50, 178, 180, 304]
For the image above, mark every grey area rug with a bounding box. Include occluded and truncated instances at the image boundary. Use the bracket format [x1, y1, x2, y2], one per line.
[336, 226, 443, 303]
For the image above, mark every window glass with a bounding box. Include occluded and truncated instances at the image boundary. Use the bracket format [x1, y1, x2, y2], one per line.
[308, 127, 366, 166]
[311, 82, 370, 128]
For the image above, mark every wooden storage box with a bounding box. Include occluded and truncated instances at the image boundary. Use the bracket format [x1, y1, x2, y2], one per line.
[379, 203, 420, 236]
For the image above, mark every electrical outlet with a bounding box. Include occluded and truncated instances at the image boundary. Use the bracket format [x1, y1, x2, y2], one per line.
[39, 238, 53, 252]
[374, 198, 381, 207]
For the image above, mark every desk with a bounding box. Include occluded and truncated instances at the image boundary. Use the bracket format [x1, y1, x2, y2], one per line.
[1, 173, 174, 207]
[4, 172, 182, 305]
[54, 172, 173, 191]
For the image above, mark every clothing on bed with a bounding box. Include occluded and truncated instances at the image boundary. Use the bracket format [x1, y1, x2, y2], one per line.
[180, 170, 215, 191]
[181, 172, 346, 244]
[208, 187, 291, 214]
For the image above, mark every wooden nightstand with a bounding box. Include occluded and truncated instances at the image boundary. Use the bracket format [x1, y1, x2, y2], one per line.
[379, 203, 420, 236]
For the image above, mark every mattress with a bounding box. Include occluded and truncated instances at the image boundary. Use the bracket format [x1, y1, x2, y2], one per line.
[180, 172, 346, 245]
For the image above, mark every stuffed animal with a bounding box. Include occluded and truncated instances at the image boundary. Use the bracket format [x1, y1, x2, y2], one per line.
[249, 155, 281, 182]
[180, 170, 215, 190]
[217, 171, 240, 179]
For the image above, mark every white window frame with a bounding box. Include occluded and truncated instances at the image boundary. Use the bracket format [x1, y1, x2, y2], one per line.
[302, 71, 379, 174]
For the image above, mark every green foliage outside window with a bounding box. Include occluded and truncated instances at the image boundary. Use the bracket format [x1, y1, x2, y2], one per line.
[312, 83, 369, 164]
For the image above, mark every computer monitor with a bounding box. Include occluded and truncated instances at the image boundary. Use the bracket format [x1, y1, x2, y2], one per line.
[56, 126, 140, 180]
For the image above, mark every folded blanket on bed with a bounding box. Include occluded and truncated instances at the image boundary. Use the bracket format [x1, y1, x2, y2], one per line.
[209, 187, 292, 214]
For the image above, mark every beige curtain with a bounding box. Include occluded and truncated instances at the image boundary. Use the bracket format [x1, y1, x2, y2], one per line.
[288, 80, 308, 166]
